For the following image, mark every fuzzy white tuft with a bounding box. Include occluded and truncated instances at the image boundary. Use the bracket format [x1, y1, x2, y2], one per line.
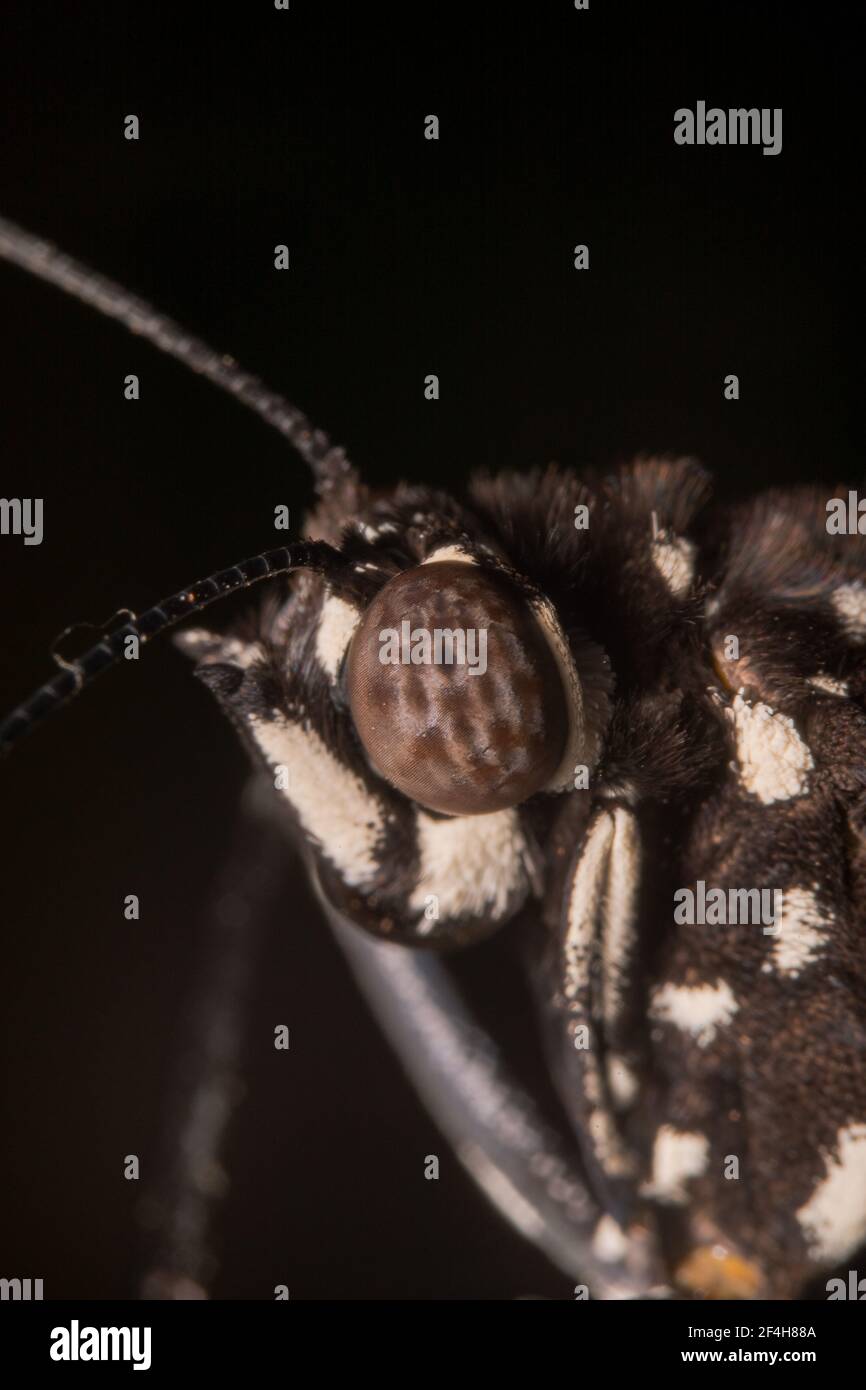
[422, 545, 478, 566]
[762, 886, 829, 977]
[652, 534, 695, 597]
[796, 1124, 866, 1262]
[832, 582, 866, 642]
[315, 591, 361, 679]
[249, 713, 385, 886]
[650, 980, 739, 1048]
[642, 1127, 710, 1206]
[724, 694, 813, 804]
[409, 806, 529, 921]
[808, 673, 849, 698]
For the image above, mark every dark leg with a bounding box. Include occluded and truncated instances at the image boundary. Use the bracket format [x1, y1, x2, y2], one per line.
[139, 778, 288, 1299]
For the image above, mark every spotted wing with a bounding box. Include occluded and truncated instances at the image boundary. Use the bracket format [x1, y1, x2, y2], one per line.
[644, 490, 866, 1296]
[541, 479, 866, 1298]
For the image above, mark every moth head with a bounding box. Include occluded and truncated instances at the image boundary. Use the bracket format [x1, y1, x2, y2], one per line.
[346, 558, 581, 816]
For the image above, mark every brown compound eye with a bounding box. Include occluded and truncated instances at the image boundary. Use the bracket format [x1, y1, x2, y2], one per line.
[346, 560, 570, 816]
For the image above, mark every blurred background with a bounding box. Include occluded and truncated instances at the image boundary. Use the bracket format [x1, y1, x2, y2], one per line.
[0, 2, 860, 1298]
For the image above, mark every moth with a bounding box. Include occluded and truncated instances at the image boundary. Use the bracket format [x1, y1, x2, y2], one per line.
[2, 215, 865, 1301]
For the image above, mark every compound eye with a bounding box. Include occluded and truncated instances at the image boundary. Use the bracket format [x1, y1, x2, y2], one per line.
[346, 560, 569, 816]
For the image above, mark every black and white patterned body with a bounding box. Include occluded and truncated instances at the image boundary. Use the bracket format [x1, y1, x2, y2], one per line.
[181, 455, 866, 1298]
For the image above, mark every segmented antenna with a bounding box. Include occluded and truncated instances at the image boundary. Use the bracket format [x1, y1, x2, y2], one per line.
[0, 541, 343, 755]
[0, 214, 350, 483]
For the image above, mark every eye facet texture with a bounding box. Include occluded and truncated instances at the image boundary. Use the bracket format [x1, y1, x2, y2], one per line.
[346, 560, 569, 816]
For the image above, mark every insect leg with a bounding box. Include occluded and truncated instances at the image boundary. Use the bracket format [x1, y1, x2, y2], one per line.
[318, 872, 666, 1299]
[140, 777, 288, 1299]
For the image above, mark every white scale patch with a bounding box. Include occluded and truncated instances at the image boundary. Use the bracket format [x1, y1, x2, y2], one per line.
[832, 582, 866, 643]
[606, 1055, 639, 1110]
[248, 713, 386, 887]
[583, 1065, 637, 1178]
[592, 1214, 631, 1263]
[564, 808, 640, 1009]
[809, 673, 849, 698]
[564, 812, 616, 1001]
[599, 779, 638, 805]
[315, 591, 361, 679]
[796, 1124, 866, 1263]
[642, 1126, 709, 1206]
[650, 980, 739, 1048]
[724, 693, 814, 804]
[181, 629, 263, 669]
[422, 544, 478, 566]
[601, 809, 641, 1029]
[762, 885, 830, 978]
[355, 520, 398, 542]
[651, 534, 696, 598]
[563, 810, 641, 1178]
[408, 806, 529, 922]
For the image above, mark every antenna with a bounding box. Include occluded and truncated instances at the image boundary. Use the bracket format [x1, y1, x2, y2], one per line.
[0, 214, 349, 485]
[0, 541, 345, 755]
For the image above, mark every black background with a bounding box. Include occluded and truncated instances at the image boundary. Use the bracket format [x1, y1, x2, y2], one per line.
[0, 2, 861, 1299]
